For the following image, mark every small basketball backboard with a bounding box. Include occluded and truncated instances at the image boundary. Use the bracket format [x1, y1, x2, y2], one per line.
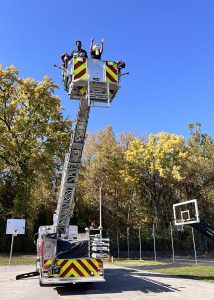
[6, 219, 26, 235]
[173, 199, 200, 226]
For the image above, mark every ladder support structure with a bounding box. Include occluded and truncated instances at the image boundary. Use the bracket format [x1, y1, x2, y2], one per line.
[54, 96, 90, 235]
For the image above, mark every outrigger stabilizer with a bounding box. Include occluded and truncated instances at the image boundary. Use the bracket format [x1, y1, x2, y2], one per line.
[16, 271, 39, 280]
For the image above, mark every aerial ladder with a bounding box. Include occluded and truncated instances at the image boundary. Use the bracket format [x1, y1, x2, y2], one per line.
[16, 53, 127, 285]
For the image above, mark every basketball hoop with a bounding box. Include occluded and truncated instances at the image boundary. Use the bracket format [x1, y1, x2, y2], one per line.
[173, 199, 200, 226]
[177, 224, 184, 232]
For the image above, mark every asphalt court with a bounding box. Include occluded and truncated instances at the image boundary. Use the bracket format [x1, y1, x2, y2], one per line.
[0, 264, 213, 300]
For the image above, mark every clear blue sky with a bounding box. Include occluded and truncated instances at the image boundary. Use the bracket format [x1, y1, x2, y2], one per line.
[1, 0, 214, 139]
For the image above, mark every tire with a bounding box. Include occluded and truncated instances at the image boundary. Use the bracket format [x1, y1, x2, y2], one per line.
[39, 278, 45, 287]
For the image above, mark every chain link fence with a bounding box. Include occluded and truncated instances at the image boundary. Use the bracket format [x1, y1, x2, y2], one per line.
[108, 223, 214, 261]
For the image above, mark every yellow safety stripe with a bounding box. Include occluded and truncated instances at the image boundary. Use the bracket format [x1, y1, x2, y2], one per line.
[60, 260, 71, 274]
[73, 260, 89, 277]
[81, 258, 99, 276]
[105, 64, 118, 83]
[65, 267, 79, 278]
[73, 63, 86, 76]
[45, 258, 102, 278]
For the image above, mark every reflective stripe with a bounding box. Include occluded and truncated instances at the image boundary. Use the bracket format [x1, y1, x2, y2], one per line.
[75, 260, 90, 277]
[45, 259, 102, 278]
[73, 57, 87, 80]
[44, 259, 53, 267]
[59, 260, 72, 276]
[74, 63, 86, 76]
[105, 62, 118, 83]
[65, 265, 80, 277]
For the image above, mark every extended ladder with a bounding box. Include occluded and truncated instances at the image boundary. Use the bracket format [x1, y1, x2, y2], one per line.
[54, 97, 90, 235]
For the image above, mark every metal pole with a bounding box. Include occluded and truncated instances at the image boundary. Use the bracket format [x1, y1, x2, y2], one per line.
[99, 184, 103, 238]
[116, 228, 119, 259]
[127, 227, 130, 260]
[170, 222, 175, 263]
[153, 224, 157, 262]
[9, 234, 15, 266]
[139, 227, 142, 260]
[191, 227, 198, 265]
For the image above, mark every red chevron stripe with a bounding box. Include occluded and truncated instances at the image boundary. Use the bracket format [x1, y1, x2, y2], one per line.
[59, 262, 84, 278]
[87, 259, 98, 272]
[74, 60, 86, 70]
[59, 262, 74, 277]
[71, 263, 84, 277]
[74, 68, 86, 80]
[107, 64, 117, 76]
[106, 72, 117, 83]
[96, 259, 103, 266]
[58, 259, 69, 269]
[77, 259, 92, 276]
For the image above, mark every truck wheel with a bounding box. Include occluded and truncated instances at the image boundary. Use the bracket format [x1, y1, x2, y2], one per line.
[39, 277, 45, 287]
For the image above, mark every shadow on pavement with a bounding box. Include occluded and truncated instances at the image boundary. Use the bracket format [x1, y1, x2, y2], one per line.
[55, 267, 180, 296]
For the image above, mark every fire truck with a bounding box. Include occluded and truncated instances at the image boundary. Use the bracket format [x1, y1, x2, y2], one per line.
[16, 54, 127, 285]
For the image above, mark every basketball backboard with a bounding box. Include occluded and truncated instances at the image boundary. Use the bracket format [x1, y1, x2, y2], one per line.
[6, 219, 26, 235]
[173, 199, 200, 226]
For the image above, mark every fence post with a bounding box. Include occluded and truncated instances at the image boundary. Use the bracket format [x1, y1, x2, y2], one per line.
[116, 228, 120, 259]
[192, 227, 198, 266]
[139, 227, 142, 260]
[127, 227, 130, 260]
[170, 222, 175, 263]
[152, 224, 157, 262]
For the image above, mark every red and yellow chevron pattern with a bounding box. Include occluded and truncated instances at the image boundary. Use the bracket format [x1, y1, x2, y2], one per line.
[73, 57, 87, 81]
[44, 258, 103, 278]
[105, 61, 118, 83]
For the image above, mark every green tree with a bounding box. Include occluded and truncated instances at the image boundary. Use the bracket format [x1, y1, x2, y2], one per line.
[0, 65, 71, 247]
[75, 127, 136, 231]
[124, 132, 188, 231]
[179, 123, 214, 223]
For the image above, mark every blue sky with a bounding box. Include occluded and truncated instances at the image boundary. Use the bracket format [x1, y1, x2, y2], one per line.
[1, 0, 214, 139]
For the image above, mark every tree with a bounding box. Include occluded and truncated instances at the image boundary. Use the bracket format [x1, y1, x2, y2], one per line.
[0, 65, 71, 230]
[124, 132, 188, 231]
[179, 123, 214, 223]
[75, 126, 136, 231]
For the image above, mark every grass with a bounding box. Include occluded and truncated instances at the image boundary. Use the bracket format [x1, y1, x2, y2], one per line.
[151, 265, 214, 283]
[111, 259, 214, 283]
[112, 259, 167, 267]
[0, 253, 36, 266]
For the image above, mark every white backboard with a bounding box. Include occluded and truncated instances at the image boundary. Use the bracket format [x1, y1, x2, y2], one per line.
[6, 219, 26, 235]
[173, 199, 200, 226]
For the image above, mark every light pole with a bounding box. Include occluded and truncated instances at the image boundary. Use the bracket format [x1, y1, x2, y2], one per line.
[99, 183, 103, 238]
